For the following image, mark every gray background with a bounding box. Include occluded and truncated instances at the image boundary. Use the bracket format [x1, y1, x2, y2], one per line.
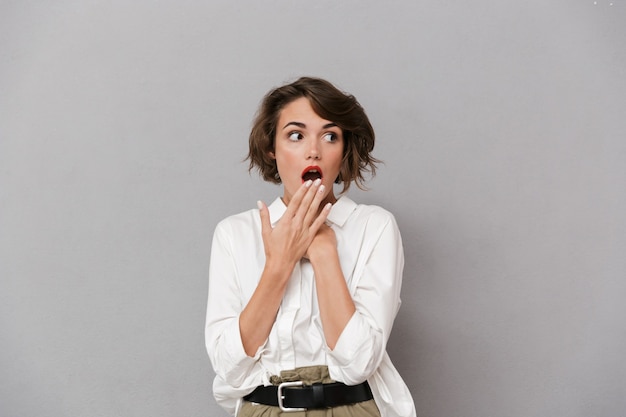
[1, 1, 625, 416]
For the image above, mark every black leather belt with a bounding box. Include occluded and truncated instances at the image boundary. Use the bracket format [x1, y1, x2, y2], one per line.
[243, 381, 373, 412]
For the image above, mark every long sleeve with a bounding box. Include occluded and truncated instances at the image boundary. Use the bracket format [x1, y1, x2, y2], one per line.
[326, 209, 404, 384]
[205, 220, 260, 388]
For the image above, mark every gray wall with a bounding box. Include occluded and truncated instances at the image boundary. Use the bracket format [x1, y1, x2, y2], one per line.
[1, 1, 625, 416]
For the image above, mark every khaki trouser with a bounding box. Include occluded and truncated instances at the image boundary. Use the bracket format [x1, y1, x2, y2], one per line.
[239, 366, 381, 417]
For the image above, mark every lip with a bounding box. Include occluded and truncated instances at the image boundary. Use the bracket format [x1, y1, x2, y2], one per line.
[301, 165, 323, 183]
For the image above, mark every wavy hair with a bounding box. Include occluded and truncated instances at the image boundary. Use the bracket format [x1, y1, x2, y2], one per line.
[247, 77, 379, 193]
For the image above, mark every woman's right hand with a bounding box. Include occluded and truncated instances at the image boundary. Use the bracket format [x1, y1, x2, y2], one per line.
[257, 179, 332, 271]
[239, 179, 331, 357]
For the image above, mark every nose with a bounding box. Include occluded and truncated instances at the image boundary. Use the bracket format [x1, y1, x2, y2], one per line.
[307, 140, 320, 160]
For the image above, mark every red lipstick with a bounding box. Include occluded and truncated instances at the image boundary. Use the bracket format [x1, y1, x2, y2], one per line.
[301, 166, 323, 183]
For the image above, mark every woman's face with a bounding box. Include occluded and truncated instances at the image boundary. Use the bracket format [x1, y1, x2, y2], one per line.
[271, 97, 344, 207]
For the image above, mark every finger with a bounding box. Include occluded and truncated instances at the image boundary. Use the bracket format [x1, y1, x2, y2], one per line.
[303, 182, 327, 226]
[257, 200, 271, 239]
[283, 180, 313, 217]
[309, 202, 332, 233]
[295, 178, 322, 222]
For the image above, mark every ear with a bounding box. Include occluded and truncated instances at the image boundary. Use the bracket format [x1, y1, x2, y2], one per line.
[268, 151, 276, 159]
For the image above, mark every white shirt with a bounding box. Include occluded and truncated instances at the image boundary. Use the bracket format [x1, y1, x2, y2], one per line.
[205, 196, 416, 417]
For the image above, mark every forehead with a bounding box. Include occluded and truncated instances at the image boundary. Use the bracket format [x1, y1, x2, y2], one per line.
[277, 97, 333, 126]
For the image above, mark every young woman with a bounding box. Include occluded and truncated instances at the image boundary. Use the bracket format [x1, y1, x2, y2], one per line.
[205, 77, 416, 417]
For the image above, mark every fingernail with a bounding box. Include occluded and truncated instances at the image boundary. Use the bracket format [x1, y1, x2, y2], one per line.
[257, 200, 263, 210]
[324, 202, 332, 211]
[304, 180, 313, 187]
[313, 178, 322, 186]
[318, 184, 325, 193]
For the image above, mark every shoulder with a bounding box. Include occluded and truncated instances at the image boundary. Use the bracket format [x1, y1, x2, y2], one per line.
[213, 207, 261, 239]
[350, 199, 398, 228]
[339, 199, 404, 256]
[338, 197, 400, 236]
[355, 202, 396, 220]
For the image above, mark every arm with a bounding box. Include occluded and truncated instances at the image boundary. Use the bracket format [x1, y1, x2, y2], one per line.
[319, 211, 405, 384]
[206, 181, 330, 387]
[239, 179, 331, 356]
[307, 224, 355, 350]
[205, 221, 255, 387]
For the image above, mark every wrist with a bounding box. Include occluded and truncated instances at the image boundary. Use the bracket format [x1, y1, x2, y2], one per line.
[263, 256, 296, 282]
[308, 244, 338, 264]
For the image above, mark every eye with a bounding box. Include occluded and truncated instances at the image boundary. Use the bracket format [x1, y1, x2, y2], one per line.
[288, 131, 303, 141]
[322, 132, 338, 142]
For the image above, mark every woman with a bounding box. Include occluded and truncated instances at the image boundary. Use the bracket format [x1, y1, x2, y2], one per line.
[205, 77, 416, 417]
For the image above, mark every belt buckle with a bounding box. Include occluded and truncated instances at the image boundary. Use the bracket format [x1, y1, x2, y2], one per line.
[277, 381, 306, 412]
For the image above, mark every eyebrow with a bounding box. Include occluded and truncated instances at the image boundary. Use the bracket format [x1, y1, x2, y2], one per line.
[282, 121, 338, 130]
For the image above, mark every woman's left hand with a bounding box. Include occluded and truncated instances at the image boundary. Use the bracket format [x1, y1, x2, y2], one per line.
[305, 224, 337, 261]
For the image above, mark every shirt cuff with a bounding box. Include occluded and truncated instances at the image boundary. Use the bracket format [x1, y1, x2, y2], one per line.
[217, 317, 265, 386]
[328, 311, 364, 363]
[326, 311, 384, 385]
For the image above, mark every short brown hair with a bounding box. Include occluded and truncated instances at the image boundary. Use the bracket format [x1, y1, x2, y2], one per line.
[247, 77, 379, 193]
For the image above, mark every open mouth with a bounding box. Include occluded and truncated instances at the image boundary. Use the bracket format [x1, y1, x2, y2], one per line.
[301, 166, 323, 183]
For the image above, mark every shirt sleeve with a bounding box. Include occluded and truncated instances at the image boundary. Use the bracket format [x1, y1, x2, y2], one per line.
[327, 210, 405, 385]
[205, 220, 263, 388]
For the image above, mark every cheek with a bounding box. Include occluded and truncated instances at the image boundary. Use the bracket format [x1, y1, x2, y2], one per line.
[274, 154, 300, 183]
[330, 148, 344, 169]
[275, 152, 296, 170]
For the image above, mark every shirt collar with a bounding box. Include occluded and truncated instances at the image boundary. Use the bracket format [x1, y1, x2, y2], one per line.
[267, 195, 357, 228]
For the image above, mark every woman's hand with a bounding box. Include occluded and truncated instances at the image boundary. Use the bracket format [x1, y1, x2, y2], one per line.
[239, 179, 331, 357]
[306, 223, 337, 262]
[258, 179, 331, 269]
